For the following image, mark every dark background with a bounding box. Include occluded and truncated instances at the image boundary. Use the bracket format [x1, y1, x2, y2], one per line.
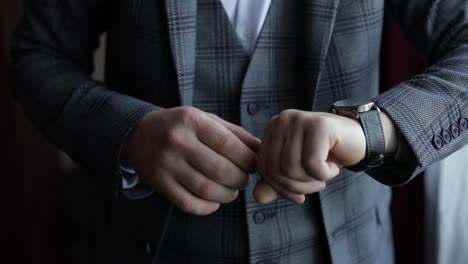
[1, 1, 425, 263]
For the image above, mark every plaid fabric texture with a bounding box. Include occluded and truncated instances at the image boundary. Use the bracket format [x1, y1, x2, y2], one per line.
[169, 1, 329, 263]
[11, 0, 468, 263]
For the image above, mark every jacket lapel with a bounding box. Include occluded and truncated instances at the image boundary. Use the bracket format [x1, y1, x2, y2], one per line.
[303, 0, 347, 262]
[165, 0, 198, 106]
[303, 0, 341, 111]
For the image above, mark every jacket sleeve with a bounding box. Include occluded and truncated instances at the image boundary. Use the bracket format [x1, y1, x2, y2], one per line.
[369, 0, 468, 186]
[10, 0, 159, 198]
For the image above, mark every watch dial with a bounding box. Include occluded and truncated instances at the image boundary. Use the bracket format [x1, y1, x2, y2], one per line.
[334, 99, 372, 108]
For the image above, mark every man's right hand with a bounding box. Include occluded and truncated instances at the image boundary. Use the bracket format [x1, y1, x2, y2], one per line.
[123, 106, 261, 215]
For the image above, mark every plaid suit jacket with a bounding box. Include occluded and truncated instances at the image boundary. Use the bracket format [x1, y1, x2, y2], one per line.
[11, 0, 468, 263]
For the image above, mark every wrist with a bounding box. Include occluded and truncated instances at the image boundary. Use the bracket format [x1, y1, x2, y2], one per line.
[121, 109, 158, 171]
[330, 99, 386, 171]
[379, 111, 399, 155]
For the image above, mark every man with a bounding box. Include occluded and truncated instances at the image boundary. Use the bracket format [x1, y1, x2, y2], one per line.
[11, 0, 468, 263]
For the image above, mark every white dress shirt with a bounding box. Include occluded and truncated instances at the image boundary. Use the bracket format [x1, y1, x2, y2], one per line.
[220, 0, 272, 55]
[122, 0, 272, 189]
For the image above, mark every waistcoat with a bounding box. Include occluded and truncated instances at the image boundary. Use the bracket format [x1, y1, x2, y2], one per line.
[158, 1, 330, 263]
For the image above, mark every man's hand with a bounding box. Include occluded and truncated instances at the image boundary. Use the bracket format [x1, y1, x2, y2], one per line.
[254, 110, 366, 204]
[123, 106, 261, 215]
[254, 109, 398, 204]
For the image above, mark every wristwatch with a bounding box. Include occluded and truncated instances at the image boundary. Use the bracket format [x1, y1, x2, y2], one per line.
[330, 99, 385, 171]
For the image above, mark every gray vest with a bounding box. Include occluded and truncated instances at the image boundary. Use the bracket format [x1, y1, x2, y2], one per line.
[158, 1, 329, 263]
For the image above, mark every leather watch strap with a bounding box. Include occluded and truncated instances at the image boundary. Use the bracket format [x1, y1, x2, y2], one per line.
[347, 109, 385, 172]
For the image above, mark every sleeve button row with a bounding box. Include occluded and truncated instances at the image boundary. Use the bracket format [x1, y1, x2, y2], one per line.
[433, 117, 467, 150]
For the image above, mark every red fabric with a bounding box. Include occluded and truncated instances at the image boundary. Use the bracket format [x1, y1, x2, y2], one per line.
[381, 21, 426, 264]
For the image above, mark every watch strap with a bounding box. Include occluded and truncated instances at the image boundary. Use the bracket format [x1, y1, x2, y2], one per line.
[347, 109, 385, 172]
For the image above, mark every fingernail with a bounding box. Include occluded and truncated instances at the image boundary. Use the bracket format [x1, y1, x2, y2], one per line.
[296, 195, 305, 204]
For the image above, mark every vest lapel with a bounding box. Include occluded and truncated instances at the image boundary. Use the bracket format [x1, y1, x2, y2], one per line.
[303, 0, 341, 111]
[165, 0, 198, 106]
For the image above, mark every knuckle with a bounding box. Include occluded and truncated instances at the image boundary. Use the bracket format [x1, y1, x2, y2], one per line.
[197, 181, 214, 199]
[179, 106, 199, 125]
[278, 109, 297, 123]
[216, 134, 235, 149]
[166, 129, 184, 146]
[278, 111, 290, 122]
[280, 109, 295, 117]
[210, 160, 228, 182]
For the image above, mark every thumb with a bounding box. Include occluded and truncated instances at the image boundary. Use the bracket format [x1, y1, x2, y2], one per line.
[253, 179, 280, 204]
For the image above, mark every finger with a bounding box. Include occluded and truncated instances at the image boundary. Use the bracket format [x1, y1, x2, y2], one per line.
[259, 116, 281, 180]
[257, 118, 274, 179]
[280, 122, 310, 182]
[302, 128, 341, 182]
[274, 175, 327, 194]
[186, 140, 250, 189]
[208, 113, 262, 153]
[175, 161, 239, 203]
[265, 178, 306, 204]
[155, 175, 220, 216]
[253, 179, 280, 204]
[266, 120, 285, 184]
[196, 114, 257, 173]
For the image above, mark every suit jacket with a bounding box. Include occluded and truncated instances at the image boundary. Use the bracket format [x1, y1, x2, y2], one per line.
[11, 0, 468, 263]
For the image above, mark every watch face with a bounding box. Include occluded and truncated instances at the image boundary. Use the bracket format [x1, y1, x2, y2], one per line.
[333, 99, 374, 113]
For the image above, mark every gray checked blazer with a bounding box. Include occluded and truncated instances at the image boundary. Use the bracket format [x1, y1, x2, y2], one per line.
[11, 0, 468, 263]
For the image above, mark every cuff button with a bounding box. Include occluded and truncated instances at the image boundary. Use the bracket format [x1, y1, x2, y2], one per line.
[442, 130, 452, 144]
[433, 134, 444, 149]
[460, 117, 468, 131]
[451, 123, 461, 138]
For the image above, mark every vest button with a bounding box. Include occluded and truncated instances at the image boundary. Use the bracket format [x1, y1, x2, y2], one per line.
[247, 102, 259, 116]
[253, 211, 266, 224]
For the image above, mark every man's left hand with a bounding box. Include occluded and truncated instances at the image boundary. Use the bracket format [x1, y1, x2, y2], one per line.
[254, 110, 367, 204]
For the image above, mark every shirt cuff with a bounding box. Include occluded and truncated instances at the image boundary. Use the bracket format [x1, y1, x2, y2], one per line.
[120, 164, 140, 189]
[119, 164, 155, 199]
